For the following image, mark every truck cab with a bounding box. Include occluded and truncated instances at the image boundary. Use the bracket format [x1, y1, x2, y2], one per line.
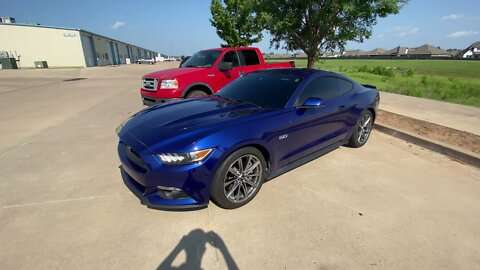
[140, 47, 294, 106]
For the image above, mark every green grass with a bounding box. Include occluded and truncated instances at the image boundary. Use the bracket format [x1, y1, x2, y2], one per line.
[269, 59, 480, 108]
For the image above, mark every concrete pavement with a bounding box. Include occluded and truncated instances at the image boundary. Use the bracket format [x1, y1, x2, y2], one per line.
[1, 64, 479, 270]
[379, 92, 480, 135]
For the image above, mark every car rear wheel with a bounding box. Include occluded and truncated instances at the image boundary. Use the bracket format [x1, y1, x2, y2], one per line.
[185, 89, 208, 98]
[211, 147, 266, 209]
[347, 110, 374, 148]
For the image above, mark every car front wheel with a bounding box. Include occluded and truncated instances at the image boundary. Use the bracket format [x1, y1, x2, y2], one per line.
[211, 147, 266, 209]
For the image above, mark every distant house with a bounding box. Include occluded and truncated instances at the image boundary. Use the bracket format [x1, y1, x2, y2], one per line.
[341, 50, 368, 57]
[383, 46, 409, 56]
[458, 41, 480, 59]
[292, 52, 307, 58]
[408, 44, 450, 57]
[367, 48, 386, 56]
[264, 53, 292, 59]
[320, 51, 341, 58]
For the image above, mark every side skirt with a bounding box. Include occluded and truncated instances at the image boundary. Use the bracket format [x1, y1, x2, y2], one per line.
[266, 141, 346, 181]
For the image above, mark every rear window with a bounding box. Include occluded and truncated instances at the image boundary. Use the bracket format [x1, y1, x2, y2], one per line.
[217, 72, 303, 108]
[241, 50, 260, 65]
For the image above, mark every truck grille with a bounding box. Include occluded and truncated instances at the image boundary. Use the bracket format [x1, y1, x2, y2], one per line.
[142, 78, 158, 91]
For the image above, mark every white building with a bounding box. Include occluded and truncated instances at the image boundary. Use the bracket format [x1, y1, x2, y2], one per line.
[0, 21, 158, 68]
[459, 42, 480, 59]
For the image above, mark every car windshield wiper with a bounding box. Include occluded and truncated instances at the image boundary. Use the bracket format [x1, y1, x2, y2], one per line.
[184, 64, 199, 68]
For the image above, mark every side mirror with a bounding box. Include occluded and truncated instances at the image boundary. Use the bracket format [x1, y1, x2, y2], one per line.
[218, 62, 233, 71]
[298, 97, 325, 108]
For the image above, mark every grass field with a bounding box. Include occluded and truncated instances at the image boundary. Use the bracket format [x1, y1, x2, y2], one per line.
[270, 59, 480, 107]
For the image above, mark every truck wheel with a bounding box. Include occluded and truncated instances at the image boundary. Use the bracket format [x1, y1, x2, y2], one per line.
[185, 90, 208, 98]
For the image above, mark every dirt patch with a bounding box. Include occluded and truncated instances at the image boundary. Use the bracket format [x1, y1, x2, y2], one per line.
[376, 110, 480, 154]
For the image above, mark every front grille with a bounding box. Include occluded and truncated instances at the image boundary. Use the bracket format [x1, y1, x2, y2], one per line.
[121, 142, 148, 173]
[142, 78, 158, 91]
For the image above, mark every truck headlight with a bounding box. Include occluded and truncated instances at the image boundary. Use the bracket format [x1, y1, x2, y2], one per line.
[160, 79, 179, 89]
[158, 149, 212, 165]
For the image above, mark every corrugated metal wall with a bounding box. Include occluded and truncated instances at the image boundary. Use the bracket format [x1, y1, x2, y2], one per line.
[0, 24, 86, 68]
[0, 24, 159, 68]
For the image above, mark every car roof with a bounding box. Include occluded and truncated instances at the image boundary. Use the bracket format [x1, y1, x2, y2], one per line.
[249, 68, 332, 78]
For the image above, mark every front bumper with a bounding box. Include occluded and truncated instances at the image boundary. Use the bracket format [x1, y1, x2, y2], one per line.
[141, 95, 181, 106]
[117, 134, 221, 210]
[120, 166, 207, 211]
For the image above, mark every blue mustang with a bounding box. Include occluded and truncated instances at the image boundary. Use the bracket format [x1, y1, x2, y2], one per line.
[117, 68, 379, 210]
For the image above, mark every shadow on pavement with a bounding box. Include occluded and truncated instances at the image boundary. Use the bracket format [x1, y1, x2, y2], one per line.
[157, 228, 238, 270]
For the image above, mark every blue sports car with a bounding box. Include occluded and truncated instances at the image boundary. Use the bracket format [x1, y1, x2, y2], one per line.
[116, 68, 379, 210]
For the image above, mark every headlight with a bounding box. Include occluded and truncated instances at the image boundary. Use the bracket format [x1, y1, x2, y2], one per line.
[160, 79, 179, 89]
[158, 149, 213, 165]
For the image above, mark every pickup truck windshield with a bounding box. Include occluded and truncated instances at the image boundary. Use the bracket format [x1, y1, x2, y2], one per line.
[217, 72, 303, 109]
[180, 50, 221, 68]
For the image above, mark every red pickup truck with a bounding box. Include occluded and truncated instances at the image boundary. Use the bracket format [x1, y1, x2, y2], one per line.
[140, 47, 295, 105]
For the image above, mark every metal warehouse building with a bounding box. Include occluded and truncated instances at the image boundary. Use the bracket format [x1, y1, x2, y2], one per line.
[0, 21, 158, 68]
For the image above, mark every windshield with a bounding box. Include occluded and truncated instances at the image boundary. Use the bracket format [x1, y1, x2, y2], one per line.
[180, 50, 221, 68]
[217, 72, 303, 108]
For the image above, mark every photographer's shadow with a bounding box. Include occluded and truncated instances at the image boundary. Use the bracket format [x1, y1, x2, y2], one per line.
[157, 229, 238, 270]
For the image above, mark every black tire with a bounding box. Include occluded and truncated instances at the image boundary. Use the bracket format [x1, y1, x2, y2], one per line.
[185, 89, 208, 98]
[211, 147, 266, 209]
[346, 110, 374, 148]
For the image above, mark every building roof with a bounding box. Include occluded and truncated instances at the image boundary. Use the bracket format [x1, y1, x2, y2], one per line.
[368, 48, 386, 55]
[342, 49, 368, 56]
[383, 46, 409, 55]
[0, 22, 158, 53]
[409, 44, 449, 55]
[458, 41, 480, 56]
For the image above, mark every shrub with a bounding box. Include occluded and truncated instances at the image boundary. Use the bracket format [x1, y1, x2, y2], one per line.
[357, 65, 369, 73]
[421, 76, 428, 85]
[404, 68, 414, 77]
[371, 66, 395, 77]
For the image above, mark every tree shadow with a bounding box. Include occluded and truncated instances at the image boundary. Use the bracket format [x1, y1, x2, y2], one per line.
[157, 229, 238, 270]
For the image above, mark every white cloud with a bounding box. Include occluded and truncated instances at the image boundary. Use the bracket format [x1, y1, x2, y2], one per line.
[447, 30, 479, 38]
[393, 26, 419, 37]
[441, 14, 466, 20]
[111, 21, 126, 30]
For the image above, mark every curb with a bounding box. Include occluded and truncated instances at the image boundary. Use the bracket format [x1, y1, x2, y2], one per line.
[374, 123, 480, 169]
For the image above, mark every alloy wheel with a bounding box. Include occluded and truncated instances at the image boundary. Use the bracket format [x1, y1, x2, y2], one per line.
[223, 154, 262, 204]
[357, 113, 373, 144]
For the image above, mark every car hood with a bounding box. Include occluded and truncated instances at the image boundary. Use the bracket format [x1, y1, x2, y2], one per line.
[121, 96, 269, 150]
[143, 67, 202, 79]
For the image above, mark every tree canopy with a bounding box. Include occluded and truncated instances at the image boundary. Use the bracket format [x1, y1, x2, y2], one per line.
[210, 0, 266, 47]
[260, 0, 408, 68]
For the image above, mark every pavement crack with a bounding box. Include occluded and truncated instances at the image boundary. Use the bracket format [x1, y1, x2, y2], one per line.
[2, 194, 116, 209]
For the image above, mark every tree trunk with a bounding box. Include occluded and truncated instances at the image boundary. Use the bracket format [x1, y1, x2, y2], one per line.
[306, 53, 315, 69]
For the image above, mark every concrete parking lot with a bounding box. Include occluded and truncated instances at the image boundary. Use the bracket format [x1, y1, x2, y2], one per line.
[1, 63, 479, 270]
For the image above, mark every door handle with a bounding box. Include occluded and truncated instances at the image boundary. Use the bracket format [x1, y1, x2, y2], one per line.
[239, 71, 244, 77]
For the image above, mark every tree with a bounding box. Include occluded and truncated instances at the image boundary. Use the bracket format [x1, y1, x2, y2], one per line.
[210, 0, 266, 47]
[259, 0, 408, 68]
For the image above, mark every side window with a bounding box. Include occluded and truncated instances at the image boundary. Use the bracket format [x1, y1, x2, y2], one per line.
[241, 50, 260, 65]
[222, 51, 240, 67]
[296, 76, 353, 105]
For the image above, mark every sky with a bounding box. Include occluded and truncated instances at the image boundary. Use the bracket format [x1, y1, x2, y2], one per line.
[1, 0, 479, 55]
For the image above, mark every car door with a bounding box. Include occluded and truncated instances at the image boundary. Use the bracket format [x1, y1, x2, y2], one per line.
[212, 50, 243, 91]
[237, 49, 262, 76]
[284, 76, 355, 163]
